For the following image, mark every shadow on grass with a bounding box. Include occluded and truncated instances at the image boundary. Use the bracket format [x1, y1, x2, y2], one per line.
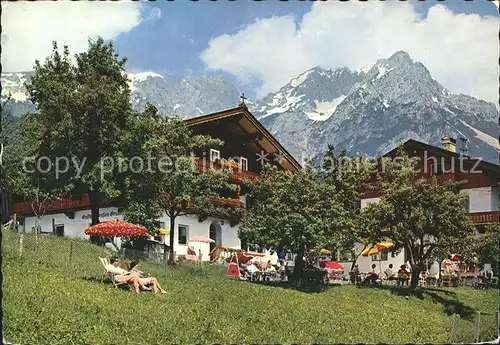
[358, 283, 476, 319]
[82, 276, 130, 289]
[236, 277, 344, 293]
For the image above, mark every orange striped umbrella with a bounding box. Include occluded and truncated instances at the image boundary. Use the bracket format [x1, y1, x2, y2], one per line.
[361, 241, 394, 256]
[361, 241, 394, 274]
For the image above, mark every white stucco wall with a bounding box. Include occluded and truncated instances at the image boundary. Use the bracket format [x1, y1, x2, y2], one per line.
[338, 242, 406, 275]
[462, 187, 494, 212]
[360, 197, 381, 210]
[491, 186, 499, 212]
[22, 207, 241, 261]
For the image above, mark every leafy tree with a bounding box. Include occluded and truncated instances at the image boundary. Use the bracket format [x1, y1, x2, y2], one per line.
[461, 224, 500, 275]
[120, 104, 241, 262]
[239, 163, 356, 285]
[1, 111, 69, 245]
[359, 152, 477, 289]
[316, 146, 376, 269]
[20, 38, 134, 225]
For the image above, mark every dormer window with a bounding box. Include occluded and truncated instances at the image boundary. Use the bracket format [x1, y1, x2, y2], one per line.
[240, 157, 248, 171]
[210, 149, 220, 162]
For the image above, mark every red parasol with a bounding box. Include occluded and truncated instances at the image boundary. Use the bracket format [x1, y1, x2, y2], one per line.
[189, 236, 215, 243]
[84, 219, 148, 238]
[324, 261, 345, 272]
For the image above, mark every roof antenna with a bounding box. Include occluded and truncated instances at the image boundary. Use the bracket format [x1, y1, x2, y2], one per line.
[459, 137, 469, 156]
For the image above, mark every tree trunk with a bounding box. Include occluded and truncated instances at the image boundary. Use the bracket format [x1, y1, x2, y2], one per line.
[168, 214, 175, 263]
[88, 189, 101, 226]
[350, 245, 367, 271]
[410, 266, 421, 290]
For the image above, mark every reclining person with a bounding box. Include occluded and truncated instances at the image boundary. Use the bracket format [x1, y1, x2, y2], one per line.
[105, 258, 142, 293]
[129, 261, 167, 294]
[242, 260, 260, 279]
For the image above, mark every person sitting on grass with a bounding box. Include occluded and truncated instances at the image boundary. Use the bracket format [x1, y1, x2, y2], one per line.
[105, 258, 142, 293]
[129, 261, 167, 294]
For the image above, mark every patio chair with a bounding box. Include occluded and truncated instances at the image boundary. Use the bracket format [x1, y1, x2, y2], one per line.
[185, 246, 200, 262]
[99, 257, 133, 290]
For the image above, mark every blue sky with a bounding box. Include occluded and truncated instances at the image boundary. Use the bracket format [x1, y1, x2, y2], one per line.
[112, 0, 498, 100]
[3, 0, 498, 103]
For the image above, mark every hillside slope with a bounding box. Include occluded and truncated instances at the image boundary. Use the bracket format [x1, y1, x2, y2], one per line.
[2, 230, 498, 344]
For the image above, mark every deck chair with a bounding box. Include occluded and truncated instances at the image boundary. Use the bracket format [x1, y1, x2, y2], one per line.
[99, 257, 133, 290]
[185, 246, 200, 262]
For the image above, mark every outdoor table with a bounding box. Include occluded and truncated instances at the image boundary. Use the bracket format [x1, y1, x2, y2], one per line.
[424, 274, 438, 286]
[459, 272, 480, 287]
[252, 271, 279, 282]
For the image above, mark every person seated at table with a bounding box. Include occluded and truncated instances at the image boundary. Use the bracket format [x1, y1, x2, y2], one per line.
[363, 264, 379, 285]
[397, 265, 409, 287]
[479, 270, 493, 284]
[265, 260, 276, 272]
[384, 264, 395, 280]
[129, 261, 167, 294]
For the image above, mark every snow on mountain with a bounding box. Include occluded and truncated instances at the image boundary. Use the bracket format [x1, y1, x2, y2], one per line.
[127, 72, 164, 92]
[252, 50, 499, 163]
[459, 120, 500, 151]
[305, 96, 346, 122]
[1, 72, 32, 102]
[2, 50, 499, 164]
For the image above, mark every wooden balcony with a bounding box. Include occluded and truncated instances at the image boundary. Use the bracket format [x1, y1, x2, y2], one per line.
[13, 193, 90, 215]
[209, 197, 244, 208]
[468, 211, 500, 224]
[435, 173, 456, 182]
[194, 157, 260, 182]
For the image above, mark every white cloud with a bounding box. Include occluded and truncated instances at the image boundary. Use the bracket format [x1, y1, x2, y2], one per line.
[1, 1, 160, 72]
[200, 2, 499, 105]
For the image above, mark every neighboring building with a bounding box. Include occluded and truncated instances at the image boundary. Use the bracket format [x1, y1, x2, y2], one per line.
[12, 105, 300, 261]
[352, 137, 500, 274]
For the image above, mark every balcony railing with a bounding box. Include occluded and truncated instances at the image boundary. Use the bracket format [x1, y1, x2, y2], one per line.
[194, 157, 260, 182]
[468, 211, 500, 224]
[435, 173, 456, 182]
[13, 193, 90, 215]
[209, 197, 244, 208]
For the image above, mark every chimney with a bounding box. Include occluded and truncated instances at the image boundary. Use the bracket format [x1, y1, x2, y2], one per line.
[441, 136, 456, 153]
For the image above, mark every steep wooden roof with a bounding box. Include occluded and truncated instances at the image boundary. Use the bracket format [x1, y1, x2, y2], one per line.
[385, 139, 500, 176]
[184, 105, 301, 171]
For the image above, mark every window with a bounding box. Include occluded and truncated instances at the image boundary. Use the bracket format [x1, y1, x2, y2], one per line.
[54, 224, 64, 237]
[372, 251, 388, 261]
[178, 225, 188, 245]
[210, 149, 220, 162]
[240, 157, 248, 171]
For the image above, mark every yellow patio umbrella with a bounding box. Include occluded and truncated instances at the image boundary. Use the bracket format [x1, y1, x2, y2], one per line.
[361, 241, 394, 273]
[306, 248, 333, 255]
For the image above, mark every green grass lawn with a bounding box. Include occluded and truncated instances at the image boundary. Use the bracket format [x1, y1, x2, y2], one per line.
[3, 229, 499, 344]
